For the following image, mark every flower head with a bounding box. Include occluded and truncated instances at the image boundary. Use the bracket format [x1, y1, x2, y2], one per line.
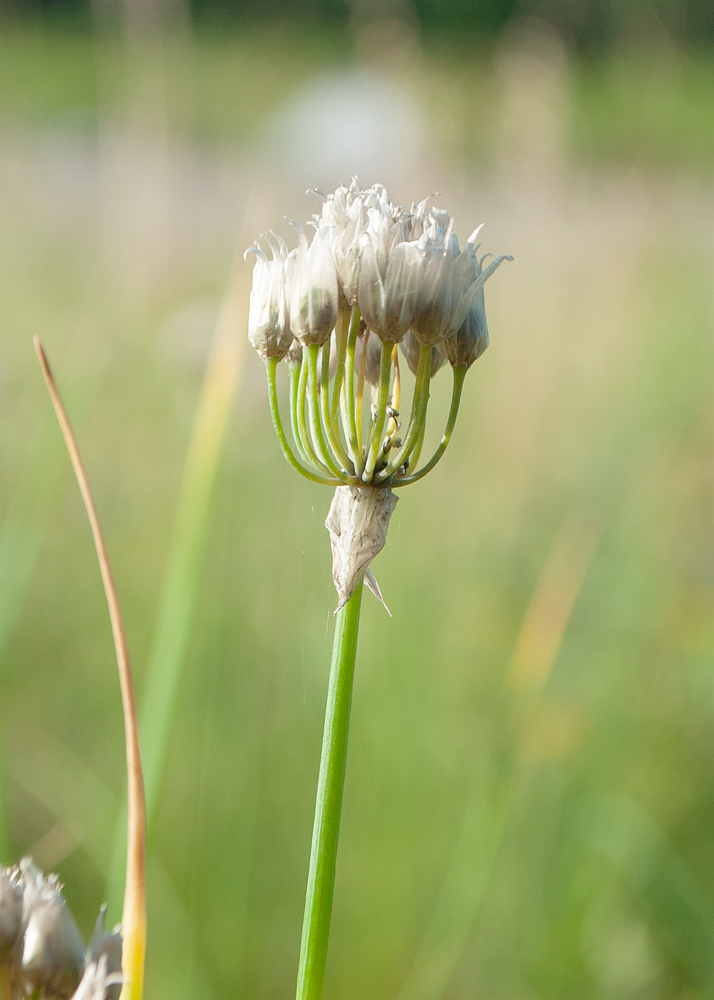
[246, 182, 510, 489]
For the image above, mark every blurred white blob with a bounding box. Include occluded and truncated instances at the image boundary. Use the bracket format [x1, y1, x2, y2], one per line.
[260, 66, 427, 193]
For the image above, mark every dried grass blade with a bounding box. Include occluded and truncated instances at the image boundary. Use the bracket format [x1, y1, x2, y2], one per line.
[34, 337, 146, 1000]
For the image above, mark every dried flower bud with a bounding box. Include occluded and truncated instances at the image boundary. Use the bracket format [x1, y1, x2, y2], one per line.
[0, 869, 22, 964]
[399, 330, 447, 378]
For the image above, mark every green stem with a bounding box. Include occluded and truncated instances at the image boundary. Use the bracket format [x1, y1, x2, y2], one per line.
[394, 365, 467, 486]
[377, 344, 432, 482]
[320, 341, 355, 478]
[290, 360, 311, 466]
[362, 340, 395, 482]
[296, 581, 364, 1000]
[296, 350, 331, 475]
[265, 359, 339, 486]
[307, 346, 345, 480]
[343, 305, 362, 475]
[407, 420, 427, 475]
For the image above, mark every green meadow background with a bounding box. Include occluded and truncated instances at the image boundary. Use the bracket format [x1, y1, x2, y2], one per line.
[1, 6, 713, 998]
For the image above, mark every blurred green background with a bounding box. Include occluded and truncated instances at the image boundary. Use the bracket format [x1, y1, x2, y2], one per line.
[1, 0, 713, 997]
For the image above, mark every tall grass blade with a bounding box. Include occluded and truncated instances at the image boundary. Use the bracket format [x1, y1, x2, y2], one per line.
[34, 337, 146, 1000]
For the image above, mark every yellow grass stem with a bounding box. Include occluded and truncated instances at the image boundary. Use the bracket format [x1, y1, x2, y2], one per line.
[34, 338, 146, 1000]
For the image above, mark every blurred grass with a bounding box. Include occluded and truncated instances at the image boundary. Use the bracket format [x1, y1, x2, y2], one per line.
[2, 25, 714, 171]
[1, 16, 713, 1000]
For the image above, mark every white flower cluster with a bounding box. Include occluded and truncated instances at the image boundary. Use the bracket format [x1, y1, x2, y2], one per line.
[245, 181, 510, 489]
[0, 859, 122, 1000]
[245, 179, 511, 367]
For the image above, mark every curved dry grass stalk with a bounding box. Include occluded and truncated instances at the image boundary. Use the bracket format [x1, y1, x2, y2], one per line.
[34, 337, 146, 1000]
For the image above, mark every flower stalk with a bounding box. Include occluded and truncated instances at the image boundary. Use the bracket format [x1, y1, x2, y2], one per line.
[296, 581, 364, 1000]
[243, 181, 511, 1000]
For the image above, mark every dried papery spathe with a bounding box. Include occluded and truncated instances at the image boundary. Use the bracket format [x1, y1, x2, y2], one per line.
[325, 485, 398, 612]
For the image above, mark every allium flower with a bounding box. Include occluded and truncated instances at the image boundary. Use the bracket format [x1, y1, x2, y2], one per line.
[245, 181, 510, 492]
[312, 179, 373, 305]
[438, 284, 490, 368]
[288, 224, 339, 347]
[356, 231, 420, 344]
[409, 223, 510, 346]
[14, 858, 85, 998]
[244, 234, 293, 361]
